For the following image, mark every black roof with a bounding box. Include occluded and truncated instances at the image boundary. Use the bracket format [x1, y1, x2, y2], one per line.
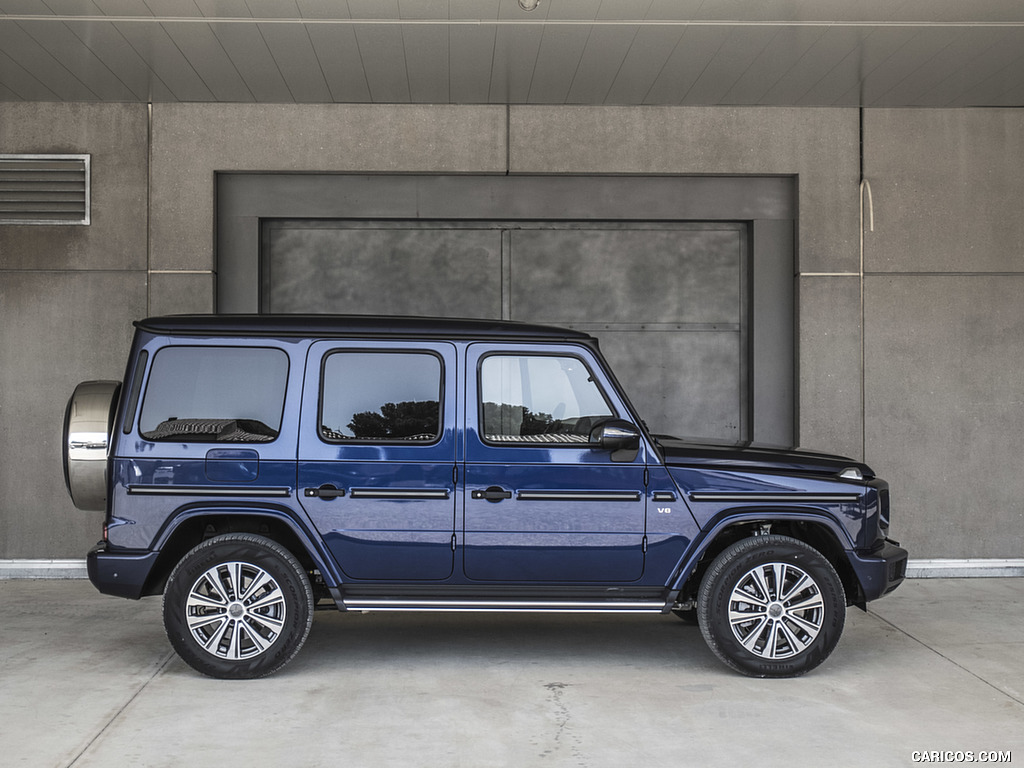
[135, 314, 595, 342]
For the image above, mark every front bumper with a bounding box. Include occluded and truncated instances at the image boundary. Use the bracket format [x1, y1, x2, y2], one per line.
[848, 539, 909, 602]
[86, 542, 160, 600]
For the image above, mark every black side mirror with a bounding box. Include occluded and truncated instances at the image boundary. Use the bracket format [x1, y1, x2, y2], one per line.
[590, 419, 641, 461]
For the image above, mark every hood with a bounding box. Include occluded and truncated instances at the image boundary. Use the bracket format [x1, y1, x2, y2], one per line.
[654, 435, 874, 480]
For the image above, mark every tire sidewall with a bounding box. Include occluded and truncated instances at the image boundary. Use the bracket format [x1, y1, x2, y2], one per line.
[163, 534, 313, 680]
[698, 535, 846, 678]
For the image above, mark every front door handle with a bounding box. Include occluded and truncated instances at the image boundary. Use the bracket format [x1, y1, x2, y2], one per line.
[471, 486, 513, 502]
[304, 484, 345, 499]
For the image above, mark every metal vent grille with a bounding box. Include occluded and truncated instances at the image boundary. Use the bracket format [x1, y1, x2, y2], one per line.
[0, 155, 90, 225]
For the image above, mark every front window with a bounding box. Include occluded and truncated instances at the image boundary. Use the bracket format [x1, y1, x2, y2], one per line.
[139, 346, 288, 442]
[320, 351, 442, 442]
[480, 354, 614, 444]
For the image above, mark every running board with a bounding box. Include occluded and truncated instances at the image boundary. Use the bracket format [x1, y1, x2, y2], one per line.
[340, 598, 668, 614]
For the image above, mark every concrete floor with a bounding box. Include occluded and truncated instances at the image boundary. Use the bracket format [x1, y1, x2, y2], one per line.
[0, 578, 1021, 768]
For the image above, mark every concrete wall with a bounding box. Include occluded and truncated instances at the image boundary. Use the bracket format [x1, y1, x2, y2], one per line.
[1, 103, 148, 558]
[863, 110, 1024, 558]
[1, 102, 1021, 560]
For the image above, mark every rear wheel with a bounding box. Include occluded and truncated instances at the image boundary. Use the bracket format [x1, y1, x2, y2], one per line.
[163, 534, 314, 679]
[697, 535, 846, 677]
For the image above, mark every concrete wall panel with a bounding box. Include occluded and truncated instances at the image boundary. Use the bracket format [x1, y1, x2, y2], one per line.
[0, 103, 148, 272]
[149, 272, 216, 316]
[864, 275, 1024, 558]
[797, 275, 863, 461]
[0, 271, 147, 558]
[150, 104, 507, 275]
[864, 110, 1024, 273]
[509, 106, 861, 275]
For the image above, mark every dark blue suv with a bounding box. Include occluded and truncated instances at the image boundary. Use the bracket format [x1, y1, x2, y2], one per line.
[64, 315, 907, 679]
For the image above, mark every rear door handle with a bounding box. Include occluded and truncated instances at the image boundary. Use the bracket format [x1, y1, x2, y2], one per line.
[471, 486, 513, 502]
[304, 484, 345, 499]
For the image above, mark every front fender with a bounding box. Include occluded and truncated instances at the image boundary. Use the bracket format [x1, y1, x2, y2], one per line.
[667, 508, 856, 593]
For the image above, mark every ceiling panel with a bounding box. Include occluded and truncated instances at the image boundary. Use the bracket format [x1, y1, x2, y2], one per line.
[208, 20, 293, 102]
[306, 24, 371, 103]
[0, 0, 1022, 106]
[566, 24, 638, 104]
[112, 19, 214, 100]
[352, 23, 410, 103]
[489, 24, 544, 103]
[15, 18, 138, 100]
[256, 21, 331, 102]
[449, 23, 495, 103]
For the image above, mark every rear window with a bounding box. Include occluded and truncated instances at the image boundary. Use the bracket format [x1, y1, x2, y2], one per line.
[138, 346, 288, 443]
[320, 351, 441, 443]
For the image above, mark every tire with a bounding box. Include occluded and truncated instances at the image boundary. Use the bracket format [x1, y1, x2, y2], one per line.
[163, 534, 314, 679]
[697, 535, 846, 678]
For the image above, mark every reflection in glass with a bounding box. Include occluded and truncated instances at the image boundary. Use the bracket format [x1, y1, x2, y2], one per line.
[139, 347, 288, 443]
[481, 355, 613, 443]
[321, 352, 441, 442]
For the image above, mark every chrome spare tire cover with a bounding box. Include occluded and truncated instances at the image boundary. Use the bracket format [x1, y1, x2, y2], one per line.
[63, 380, 120, 511]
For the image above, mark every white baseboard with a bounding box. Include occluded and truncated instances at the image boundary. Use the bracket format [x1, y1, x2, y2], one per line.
[1, 558, 1023, 580]
[0, 559, 88, 579]
[905, 558, 1024, 578]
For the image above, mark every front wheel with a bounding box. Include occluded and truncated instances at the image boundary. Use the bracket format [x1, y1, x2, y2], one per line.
[697, 535, 846, 678]
[163, 533, 314, 679]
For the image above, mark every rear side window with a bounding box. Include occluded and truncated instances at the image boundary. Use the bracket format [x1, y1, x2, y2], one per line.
[139, 346, 288, 442]
[480, 354, 614, 444]
[320, 351, 441, 442]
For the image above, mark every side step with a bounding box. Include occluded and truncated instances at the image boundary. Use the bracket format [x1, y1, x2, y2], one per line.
[340, 598, 668, 613]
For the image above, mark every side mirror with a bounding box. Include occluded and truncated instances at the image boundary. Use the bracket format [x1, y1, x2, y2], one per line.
[590, 419, 641, 461]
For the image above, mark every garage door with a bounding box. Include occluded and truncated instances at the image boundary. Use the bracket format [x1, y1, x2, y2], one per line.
[262, 220, 747, 441]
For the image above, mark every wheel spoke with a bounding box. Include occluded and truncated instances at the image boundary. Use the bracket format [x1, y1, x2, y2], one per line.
[786, 592, 825, 615]
[245, 584, 285, 614]
[186, 590, 227, 611]
[238, 568, 273, 604]
[749, 566, 774, 602]
[779, 571, 810, 603]
[737, 616, 769, 651]
[775, 620, 808, 656]
[239, 620, 275, 654]
[785, 610, 823, 636]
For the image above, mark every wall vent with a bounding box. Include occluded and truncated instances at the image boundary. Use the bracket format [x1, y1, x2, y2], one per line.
[0, 154, 90, 225]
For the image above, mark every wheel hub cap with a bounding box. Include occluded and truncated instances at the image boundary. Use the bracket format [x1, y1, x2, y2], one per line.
[727, 562, 825, 660]
[184, 561, 287, 661]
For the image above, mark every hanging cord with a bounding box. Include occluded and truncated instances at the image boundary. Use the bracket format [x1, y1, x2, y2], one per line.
[859, 178, 873, 460]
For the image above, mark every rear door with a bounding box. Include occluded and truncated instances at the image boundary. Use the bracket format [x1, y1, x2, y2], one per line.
[297, 341, 457, 581]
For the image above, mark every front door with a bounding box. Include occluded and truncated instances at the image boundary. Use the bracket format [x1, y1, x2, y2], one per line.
[298, 341, 457, 581]
[463, 343, 647, 583]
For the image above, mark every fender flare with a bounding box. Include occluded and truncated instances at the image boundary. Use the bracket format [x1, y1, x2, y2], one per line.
[667, 507, 856, 594]
[150, 501, 344, 589]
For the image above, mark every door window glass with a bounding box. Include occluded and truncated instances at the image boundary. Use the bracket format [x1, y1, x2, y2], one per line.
[321, 352, 442, 442]
[480, 355, 613, 444]
[139, 346, 288, 442]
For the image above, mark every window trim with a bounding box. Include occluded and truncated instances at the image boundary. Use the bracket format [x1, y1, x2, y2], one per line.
[476, 351, 616, 448]
[317, 348, 446, 447]
[137, 344, 290, 445]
